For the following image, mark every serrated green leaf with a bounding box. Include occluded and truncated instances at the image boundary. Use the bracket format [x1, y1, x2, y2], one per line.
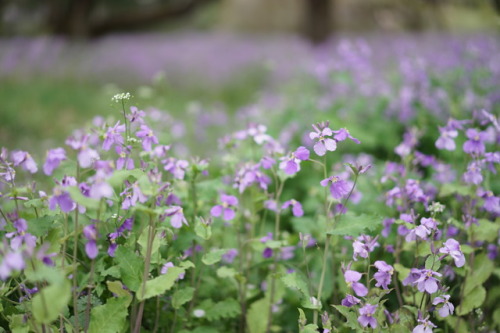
[108, 169, 144, 188]
[88, 296, 131, 333]
[202, 248, 227, 265]
[8, 315, 30, 333]
[137, 267, 184, 301]
[32, 280, 71, 324]
[456, 285, 486, 316]
[332, 305, 360, 330]
[179, 260, 195, 269]
[27, 216, 55, 237]
[172, 287, 195, 309]
[114, 246, 143, 292]
[281, 272, 310, 298]
[439, 183, 474, 197]
[326, 213, 380, 236]
[424, 255, 440, 271]
[101, 266, 120, 278]
[204, 298, 241, 321]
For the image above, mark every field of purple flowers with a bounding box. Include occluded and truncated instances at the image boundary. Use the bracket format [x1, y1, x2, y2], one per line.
[0, 34, 499, 333]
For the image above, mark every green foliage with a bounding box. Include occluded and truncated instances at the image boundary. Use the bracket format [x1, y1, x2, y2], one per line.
[326, 213, 381, 236]
[201, 248, 227, 265]
[88, 296, 131, 333]
[247, 298, 269, 333]
[172, 287, 195, 309]
[32, 280, 71, 324]
[114, 246, 143, 292]
[137, 267, 184, 301]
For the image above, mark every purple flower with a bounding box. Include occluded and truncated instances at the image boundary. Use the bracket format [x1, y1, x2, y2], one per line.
[373, 261, 393, 290]
[211, 194, 238, 221]
[352, 235, 380, 261]
[164, 206, 188, 228]
[6, 217, 36, 250]
[414, 269, 442, 294]
[482, 191, 500, 215]
[136, 125, 159, 151]
[333, 128, 360, 144]
[462, 161, 483, 185]
[43, 148, 66, 175]
[320, 176, 351, 200]
[107, 218, 134, 256]
[279, 147, 309, 175]
[222, 249, 238, 264]
[127, 106, 145, 123]
[121, 181, 148, 209]
[67, 135, 100, 168]
[281, 199, 304, 217]
[341, 294, 360, 307]
[413, 316, 436, 333]
[11, 151, 38, 173]
[463, 128, 487, 156]
[49, 176, 77, 213]
[163, 158, 189, 179]
[233, 164, 271, 193]
[432, 295, 454, 317]
[357, 304, 377, 328]
[435, 127, 458, 151]
[439, 238, 465, 267]
[262, 247, 273, 259]
[344, 270, 368, 297]
[381, 218, 395, 238]
[102, 122, 126, 151]
[0, 251, 25, 280]
[83, 224, 98, 259]
[161, 262, 185, 279]
[309, 123, 337, 156]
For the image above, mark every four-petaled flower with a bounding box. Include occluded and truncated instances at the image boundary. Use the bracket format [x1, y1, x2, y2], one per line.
[373, 260, 394, 290]
[83, 224, 98, 259]
[432, 294, 454, 317]
[279, 146, 310, 175]
[309, 124, 337, 156]
[321, 176, 351, 200]
[102, 122, 126, 151]
[211, 194, 238, 221]
[136, 125, 159, 151]
[344, 270, 368, 297]
[358, 304, 378, 328]
[281, 199, 304, 217]
[43, 148, 66, 175]
[164, 206, 188, 228]
[439, 238, 465, 267]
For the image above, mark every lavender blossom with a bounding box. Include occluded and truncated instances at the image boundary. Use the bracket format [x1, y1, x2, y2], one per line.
[83, 224, 98, 259]
[439, 238, 465, 267]
[136, 125, 159, 151]
[344, 270, 368, 297]
[43, 148, 66, 175]
[164, 206, 188, 228]
[357, 304, 377, 328]
[320, 176, 351, 200]
[102, 122, 126, 151]
[373, 260, 393, 290]
[281, 199, 304, 217]
[309, 123, 337, 156]
[211, 194, 238, 221]
[11, 151, 38, 173]
[463, 128, 487, 156]
[432, 295, 454, 317]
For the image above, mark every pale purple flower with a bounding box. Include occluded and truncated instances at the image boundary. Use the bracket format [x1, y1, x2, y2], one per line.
[414, 269, 441, 294]
[49, 176, 77, 213]
[435, 127, 458, 151]
[107, 218, 134, 257]
[222, 249, 238, 264]
[264, 200, 278, 212]
[43, 148, 66, 175]
[321, 176, 351, 200]
[352, 235, 380, 261]
[83, 224, 98, 259]
[439, 238, 465, 267]
[0, 251, 25, 280]
[211, 194, 238, 221]
[432, 295, 454, 317]
[462, 161, 483, 185]
[413, 316, 436, 333]
[280, 246, 296, 260]
[341, 294, 360, 307]
[309, 124, 337, 156]
[463, 128, 487, 156]
[260, 156, 276, 169]
[357, 304, 377, 328]
[373, 261, 393, 290]
[127, 106, 146, 123]
[6, 218, 36, 250]
[483, 152, 500, 174]
[164, 206, 188, 228]
[163, 158, 189, 179]
[11, 151, 37, 173]
[344, 270, 368, 297]
[333, 128, 360, 144]
[136, 125, 159, 151]
[161, 262, 185, 279]
[279, 147, 309, 175]
[281, 199, 303, 217]
[233, 164, 271, 193]
[102, 122, 125, 151]
[481, 191, 500, 215]
[121, 182, 148, 209]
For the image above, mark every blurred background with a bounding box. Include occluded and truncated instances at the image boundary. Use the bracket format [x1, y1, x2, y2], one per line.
[0, 0, 499, 154]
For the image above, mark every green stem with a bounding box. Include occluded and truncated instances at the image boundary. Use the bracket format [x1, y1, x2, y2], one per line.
[84, 259, 95, 332]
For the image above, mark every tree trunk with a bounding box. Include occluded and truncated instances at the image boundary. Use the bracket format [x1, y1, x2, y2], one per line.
[304, 0, 332, 44]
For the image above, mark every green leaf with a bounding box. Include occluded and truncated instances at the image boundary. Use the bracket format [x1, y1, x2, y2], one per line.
[194, 219, 212, 240]
[281, 272, 310, 298]
[301, 324, 319, 333]
[108, 169, 144, 188]
[464, 253, 494, 295]
[247, 298, 269, 333]
[456, 285, 486, 316]
[394, 263, 410, 283]
[332, 305, 360, 330]
[204, 298, 241, 321]
[137, 267, 184, 301]
[88, 296, 131, 333]
[439, 183, 474, 197]
[137, 226, 161, 263]
[389, 324, 412, 333]
[217, 266, 236, 278]
[326, 213, 381, 237]
[172, 287, 195, 309]
[32, 280, 71, 324]
[27, 216, 55, 237]
[202, 248, 227, 265]
[471, 219, 500, 242]
[66, 186, 100, 209]
[114, 246, 143, 292]
[8, 315, 30, 333]
[424, 255, 440, 271]
[106, 281, 131, 298]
